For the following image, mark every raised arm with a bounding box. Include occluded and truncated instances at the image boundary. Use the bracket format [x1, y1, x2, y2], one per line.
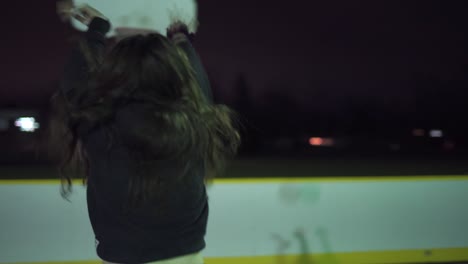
[57, 3, 110, 102]
[167, 23, 213, 103]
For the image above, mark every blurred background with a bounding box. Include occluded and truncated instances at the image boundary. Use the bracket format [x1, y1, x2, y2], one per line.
[2, 1, 468, 263]
[1, 0, 468, 178]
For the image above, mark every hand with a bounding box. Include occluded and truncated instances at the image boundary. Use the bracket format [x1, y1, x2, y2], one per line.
[72, 4, 108, 26]
[56, 0, 74, 22]
[57, 1, 107, 26]
[167, 21, 189, 35]
[167, 5, 199, 34]
[167, 21, 191, 43]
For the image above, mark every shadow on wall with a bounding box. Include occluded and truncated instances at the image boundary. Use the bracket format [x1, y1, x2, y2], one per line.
[271, 227, 339, 264]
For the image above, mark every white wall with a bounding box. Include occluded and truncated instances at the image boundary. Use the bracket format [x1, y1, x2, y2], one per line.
[1, 178, 468, 263]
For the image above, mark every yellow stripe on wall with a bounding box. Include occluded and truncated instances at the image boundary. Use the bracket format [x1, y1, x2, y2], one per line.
[7, 248, 468, 264]
[1, 175, 468, 185]
[212, 175, 468, 184]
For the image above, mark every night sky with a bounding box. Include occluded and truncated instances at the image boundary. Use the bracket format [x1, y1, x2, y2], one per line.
[2, 1, 468, 114]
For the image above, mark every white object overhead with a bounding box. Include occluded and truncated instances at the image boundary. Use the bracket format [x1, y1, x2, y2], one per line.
[70, 0, 198, 37]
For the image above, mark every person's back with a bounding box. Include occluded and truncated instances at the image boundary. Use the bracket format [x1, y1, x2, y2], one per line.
[51, 4, 240, 263]
[83, 103, 209, 263]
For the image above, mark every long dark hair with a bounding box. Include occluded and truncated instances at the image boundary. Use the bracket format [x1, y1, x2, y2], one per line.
[49, 33, 240, 206]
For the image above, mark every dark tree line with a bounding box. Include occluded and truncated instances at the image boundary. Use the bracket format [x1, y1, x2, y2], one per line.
[219, 69, 468, 154]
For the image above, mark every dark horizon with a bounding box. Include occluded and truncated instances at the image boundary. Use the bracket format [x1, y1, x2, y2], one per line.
[2, 0, 468, 159]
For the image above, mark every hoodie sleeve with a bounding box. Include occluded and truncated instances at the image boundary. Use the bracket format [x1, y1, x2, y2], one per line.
[59, 17, 110, 103]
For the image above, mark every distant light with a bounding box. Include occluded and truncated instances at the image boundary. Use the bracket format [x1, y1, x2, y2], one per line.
[429, 129, 443, 138]
[0, 118, 8, 131]
[14, 117, 40, 132]
[309, 137, 324, 146]
[412, 129, 425, 137]
[309, 137, 335, 147]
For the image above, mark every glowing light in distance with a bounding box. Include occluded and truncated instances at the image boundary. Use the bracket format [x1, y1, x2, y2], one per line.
[14, 117, 40, 132]
[429, 130, 443, 138]
[309, 137, 323, 146]
[309, 137, 334, 147]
